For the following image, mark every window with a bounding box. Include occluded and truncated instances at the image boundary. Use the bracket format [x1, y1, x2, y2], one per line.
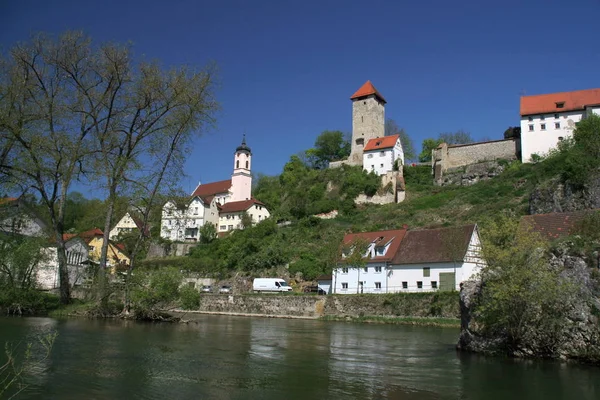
[558, 136, 564, 141]
[341, 268, 349, 274]
[220, 225, 226, 230]
[258, 215, 262, 220]
[402, 281, 408, 289]
[375, 247, 384, 256]
[431, 281, 438, 289]
[375, 266, 382, 273]
[528, 124, 534, 131]
[367, 154, 373, 159]
[555, 122, 560, 129]
[380, 164, 384, 168]
[417, 281, 423, 289]
[528, 116, 533, 122]
[423, 267, 430, 277]
[363, 267, 368, 273]
[236, 160, 239, 168]
[342, 282, 348, 289]
[228, 225, 233, 230]
[371, 165, 374, 170]
[375, 282, 381, 289]
[193, 207, 198, 215]
[540, 115, 545, 121]
[361, 116, 364, 122]
[380, 151, 385, 157]
[541, 124, 546, 130]
[246, 161, 249, 168]
[554, 113, 559, 119]
[556, 102, 565, 108]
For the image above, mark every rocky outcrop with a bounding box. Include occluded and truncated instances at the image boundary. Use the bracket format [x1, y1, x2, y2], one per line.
[529, 174, 600, 215]
[436, 161, 506, 187]
[458, 247, 600, 363]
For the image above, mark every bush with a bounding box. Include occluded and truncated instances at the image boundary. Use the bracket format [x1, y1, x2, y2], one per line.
[0, 289, 61, 315]
[130, 268, 182, 311]
[179, 285, 201, 310]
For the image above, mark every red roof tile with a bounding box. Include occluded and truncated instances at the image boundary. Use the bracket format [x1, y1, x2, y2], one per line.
[364, 134, 400, 152]
[62, 233, 77, 241]
[219, 198, 265, 213]
[79, 228, 104, 243]
[519, 210, 597, 240]
[191, 179, 231, 198]
[342, 229, 408, 263]
[520, 88, 600, 116]
[350, 80, 387, 104]
[392, 225, 476, 265]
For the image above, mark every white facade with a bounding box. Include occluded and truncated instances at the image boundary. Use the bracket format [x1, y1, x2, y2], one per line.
[333, 262, 389, 294]
[218, 203, 270, 233]
[0, 200, 47, 237]
[37, 238, 89, 290]
[230, 149, 252, 202]
[109, 212, 139, 240]
[363, 139, 404, 176]
[520, 106, 600, 163]
[160, 196, 218, 242]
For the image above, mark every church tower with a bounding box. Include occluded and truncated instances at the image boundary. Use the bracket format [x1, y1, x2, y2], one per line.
[230, 135, 252, 202]
[349, 80, 386, 165]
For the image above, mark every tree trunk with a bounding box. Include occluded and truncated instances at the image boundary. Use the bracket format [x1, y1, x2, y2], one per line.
[97, 196, 115, 308]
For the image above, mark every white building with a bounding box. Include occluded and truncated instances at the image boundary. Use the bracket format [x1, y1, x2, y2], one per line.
[161, 196, 219, 242]
[37, 237, 90, 290]
[160, 136, 270, 241]
[0, 197, 48, 237]
[218, 199, 270, 234]
[388, 225, 484, 292]
[332, 229, 407, 294]
[362, 134, 404, 176]
[109, 212, 150, 240]
[520, 88, 600, 162]
[332, 225, 484, 294]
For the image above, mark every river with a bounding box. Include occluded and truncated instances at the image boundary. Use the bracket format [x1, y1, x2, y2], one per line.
[0, 315, 598, 399]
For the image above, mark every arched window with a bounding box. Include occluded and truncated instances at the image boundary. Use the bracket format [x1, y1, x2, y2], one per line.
[236, 160, 239, 168]
[246, 160, 249, 168]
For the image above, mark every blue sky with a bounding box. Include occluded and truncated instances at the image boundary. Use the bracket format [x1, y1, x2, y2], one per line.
[2, 0, 599, 197]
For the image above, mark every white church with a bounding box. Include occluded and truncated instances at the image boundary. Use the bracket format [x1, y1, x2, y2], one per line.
[160, 136, 270, 242]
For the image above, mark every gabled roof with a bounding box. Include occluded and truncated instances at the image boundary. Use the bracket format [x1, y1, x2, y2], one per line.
[191, 179, 232, 198]
[219, 198, 265, 214]
[364, 134, 400, 152]
[342, 228, 407, 262]
[519, 210, 596, 240]
[79, 228, 104, 243]
[392, 225, 476, 265]
[520, 88, 600, 116]
[350, 80, 387, 104]
[129, 214, 151, 237]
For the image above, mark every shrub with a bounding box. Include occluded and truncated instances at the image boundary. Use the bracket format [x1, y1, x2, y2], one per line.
[179, 285, 201, 310]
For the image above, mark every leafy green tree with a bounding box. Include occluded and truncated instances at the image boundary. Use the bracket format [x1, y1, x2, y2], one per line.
[199, 223, 217, 244]
[385, 119, 416, 161]
[418, 138, 444, 162]
[439, 130, 474, 145]
[305, 130, 350, 169]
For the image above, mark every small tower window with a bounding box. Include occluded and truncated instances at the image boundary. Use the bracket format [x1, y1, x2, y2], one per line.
[236, 160, 239, 169]
[246, 161, 249, 168]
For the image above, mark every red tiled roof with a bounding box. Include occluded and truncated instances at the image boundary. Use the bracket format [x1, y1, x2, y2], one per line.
[0, 197, 18, 205]
[364, 134, 400, 152]
[129, 214, 151, 237]
[520, 88, 600, 116]
[342, 229, 407, 262]
[350, 80, 387, 104]
[62, 233, 77, 241]
[191, 179, 231, 198]
[519, 210, 597, 240]
[79, 228, 104, 243]
[219, 198, 265, 214]
[392, 225, 476, 265]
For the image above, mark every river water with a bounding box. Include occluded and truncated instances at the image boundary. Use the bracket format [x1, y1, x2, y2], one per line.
[0, 315, 598, 400]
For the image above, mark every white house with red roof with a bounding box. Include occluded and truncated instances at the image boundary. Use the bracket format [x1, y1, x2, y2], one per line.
[160, 136, 270, 241]
[363, 134, 404, 176]
[520, 88, 600, 162]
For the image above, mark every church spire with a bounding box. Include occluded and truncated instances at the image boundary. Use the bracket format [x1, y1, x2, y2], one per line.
[236, 133, 251, 154]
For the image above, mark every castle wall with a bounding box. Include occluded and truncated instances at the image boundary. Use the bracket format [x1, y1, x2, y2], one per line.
[432, 138, 519, 183]
[349, 96, 385, 164]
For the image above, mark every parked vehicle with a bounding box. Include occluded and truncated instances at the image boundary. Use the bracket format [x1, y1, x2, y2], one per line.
[201, 285, 212, 293]
[253, 278, 293, 293]
[219, 285, 232, 294]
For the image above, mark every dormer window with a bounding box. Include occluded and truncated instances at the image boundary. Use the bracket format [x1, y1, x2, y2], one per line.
[556, 102, 565, 108]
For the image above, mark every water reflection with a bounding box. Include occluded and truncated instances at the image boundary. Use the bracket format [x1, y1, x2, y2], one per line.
[0, 316, 598, 400]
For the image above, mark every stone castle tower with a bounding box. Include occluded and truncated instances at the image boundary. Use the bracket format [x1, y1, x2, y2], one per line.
[230, 135, 252, 202]
[348, 80, 386, 165]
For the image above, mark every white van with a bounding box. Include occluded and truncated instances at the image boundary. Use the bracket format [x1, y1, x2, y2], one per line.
[253, 278, 292, 293]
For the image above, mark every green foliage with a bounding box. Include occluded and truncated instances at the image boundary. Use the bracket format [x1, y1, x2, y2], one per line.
[418, 138, 443, 162]
[130, 268, 182, 311]
[199, 223, 217, 244]
[0, 235, 48, 291]
[402, 165, 432, 187]
[476, 213, 574, 354]
[304, 130, 351, 169]
[179, 285, 201, 310]
[0, 289, 61, 315]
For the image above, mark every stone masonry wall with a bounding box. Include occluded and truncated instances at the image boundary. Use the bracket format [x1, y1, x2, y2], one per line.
[179, 292, 459, 319]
